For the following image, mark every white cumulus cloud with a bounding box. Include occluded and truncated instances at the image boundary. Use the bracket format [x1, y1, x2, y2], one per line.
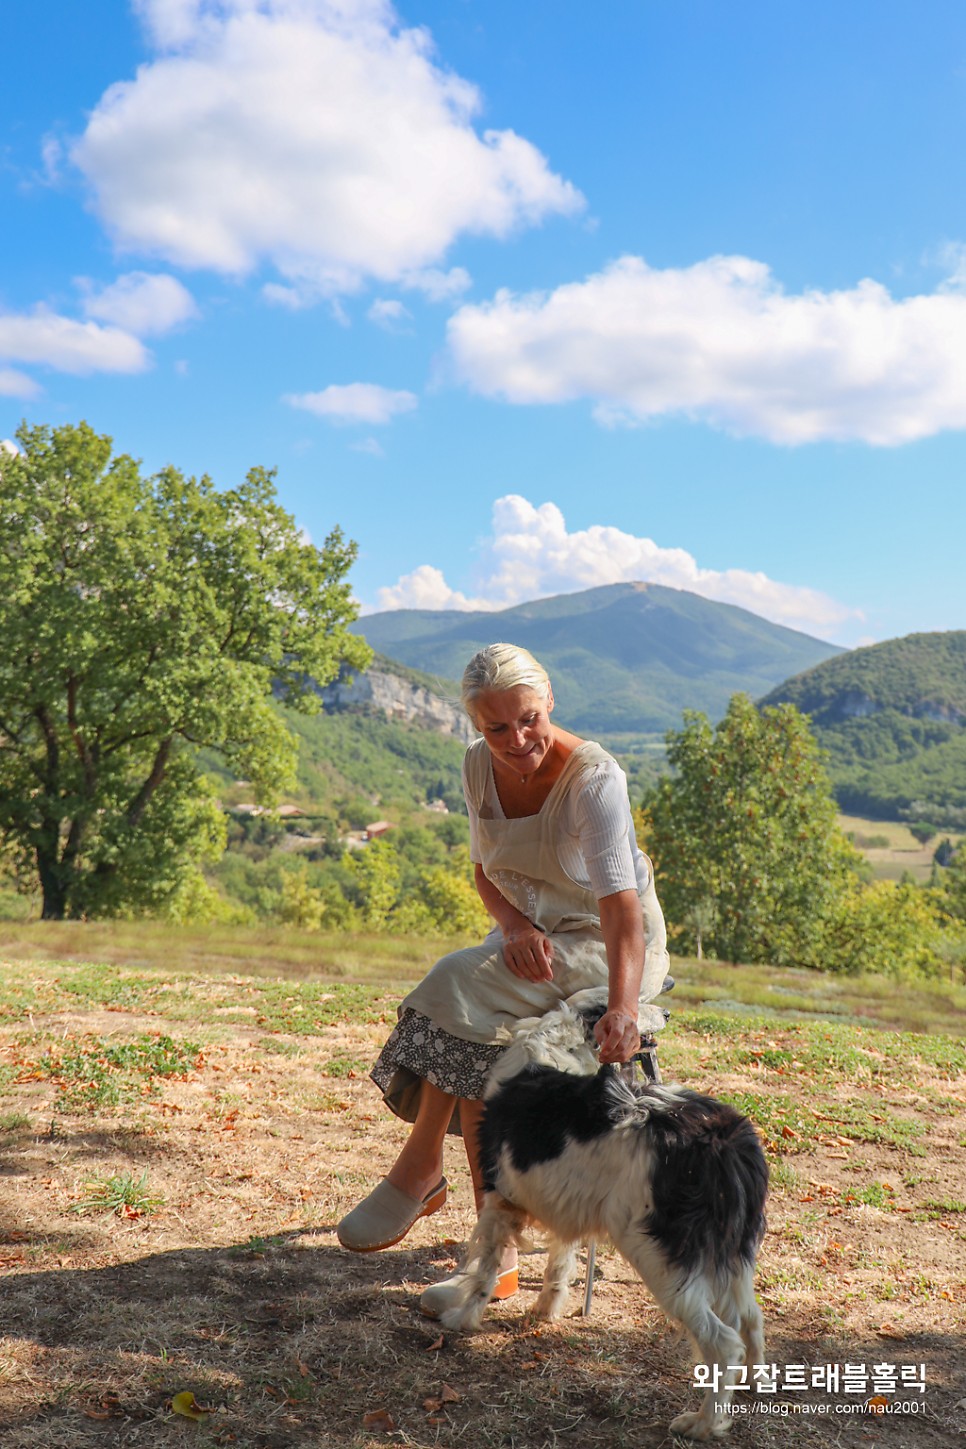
[447, 254, 966, 446]
[374, 563, 490, 613]
[375, 494, 859, 640]
[74, 0, 582, 295]
[284, 381, 418, 424]
[78, 271, 198, 335]
[0, 309, 149, 377]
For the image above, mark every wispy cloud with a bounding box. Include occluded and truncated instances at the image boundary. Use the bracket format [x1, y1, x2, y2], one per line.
[448, 254, 966, 446]
[0, 368, 41, 400]
[375, 494, 860, 640]
[350, 436, 386, 457]
[367, 298, 412, 331]
[284, 382, 417, 425]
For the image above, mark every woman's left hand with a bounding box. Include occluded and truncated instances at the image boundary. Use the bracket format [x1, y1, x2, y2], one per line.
[594, 1008, 640, 1064]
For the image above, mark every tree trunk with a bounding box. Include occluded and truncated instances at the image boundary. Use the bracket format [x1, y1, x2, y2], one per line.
[36, 844, 68, 920]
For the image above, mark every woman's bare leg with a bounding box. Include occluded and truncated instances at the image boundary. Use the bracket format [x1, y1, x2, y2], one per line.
[385, 1079, 454, 1200]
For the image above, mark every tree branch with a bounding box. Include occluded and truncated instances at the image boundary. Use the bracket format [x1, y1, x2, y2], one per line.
[67, 673, 97, 793]
[126, 736, 173, 830]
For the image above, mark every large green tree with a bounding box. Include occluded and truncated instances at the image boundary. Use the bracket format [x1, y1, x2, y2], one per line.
[642, 694, 856, 966]
[0, 421, 370, 919]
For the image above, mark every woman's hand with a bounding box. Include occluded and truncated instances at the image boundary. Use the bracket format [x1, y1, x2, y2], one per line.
[594, 1007, 640, 1064]
[502, 924, 554, 982]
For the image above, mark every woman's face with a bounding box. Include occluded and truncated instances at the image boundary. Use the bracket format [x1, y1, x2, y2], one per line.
[475, 684, 555, 780]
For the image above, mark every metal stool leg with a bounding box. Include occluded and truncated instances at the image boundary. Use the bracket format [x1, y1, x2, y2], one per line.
[581, 1037, 663, 1316]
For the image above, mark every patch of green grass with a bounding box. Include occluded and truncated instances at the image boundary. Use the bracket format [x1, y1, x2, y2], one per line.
[320, 1054, 368, 1079]
[70, 1169, 164, 1216]
[841, 1181, 898, 1210]
[228, 1233, 287, 1257]
[758, 1263, 826, 1294]
[297, 1089, 350, 1113]
[0, 1110, 31, 1130]
[767, 1159, 802, 1191]
[248, 980, 389, 1034]
[832, 1104, 929, 1157]
[35, 1033, 201, 1110]
[257, 1038, 304, 1057]
[921, 1197, 966, 1215]
[719, 1091, 815, 1154]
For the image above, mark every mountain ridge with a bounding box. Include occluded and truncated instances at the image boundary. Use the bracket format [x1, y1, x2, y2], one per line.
[353, 582, 843, 732]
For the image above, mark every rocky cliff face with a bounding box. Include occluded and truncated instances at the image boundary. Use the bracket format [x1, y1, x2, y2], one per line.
[320, 668, 477, 744]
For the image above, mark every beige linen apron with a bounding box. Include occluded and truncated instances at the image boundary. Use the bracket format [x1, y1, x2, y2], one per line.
[399, 738, 670, 1047]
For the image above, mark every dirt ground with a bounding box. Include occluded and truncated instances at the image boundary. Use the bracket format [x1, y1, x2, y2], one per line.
[0, 973, 964, 1448]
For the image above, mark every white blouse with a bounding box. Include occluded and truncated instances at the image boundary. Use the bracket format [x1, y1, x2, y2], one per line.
[464, 752, 650, 901]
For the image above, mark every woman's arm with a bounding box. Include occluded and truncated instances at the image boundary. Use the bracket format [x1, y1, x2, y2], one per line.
[595, 888, 645, 1064]
[474, 863, 554, 983]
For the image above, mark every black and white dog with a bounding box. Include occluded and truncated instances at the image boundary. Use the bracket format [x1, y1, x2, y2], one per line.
[438, 989, 768, 1441]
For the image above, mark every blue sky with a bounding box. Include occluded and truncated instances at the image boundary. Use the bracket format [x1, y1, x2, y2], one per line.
[2, 0, 965, 648]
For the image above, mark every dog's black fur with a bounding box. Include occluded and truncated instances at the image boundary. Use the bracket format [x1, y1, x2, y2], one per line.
[481, 1064, 768, 1282]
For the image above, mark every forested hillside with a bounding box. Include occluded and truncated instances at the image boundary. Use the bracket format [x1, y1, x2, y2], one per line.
[761, 632, 966, 826]
[355, 582, 841, 732]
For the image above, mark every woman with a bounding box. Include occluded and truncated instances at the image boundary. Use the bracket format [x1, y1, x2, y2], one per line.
[337, 643, 670, 1308]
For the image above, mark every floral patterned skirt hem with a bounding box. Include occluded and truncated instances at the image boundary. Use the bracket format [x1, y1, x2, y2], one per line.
[370, 1008, 507, 1138]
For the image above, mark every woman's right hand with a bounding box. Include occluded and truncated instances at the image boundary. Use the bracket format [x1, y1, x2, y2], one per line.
[502, 924, 554, 982]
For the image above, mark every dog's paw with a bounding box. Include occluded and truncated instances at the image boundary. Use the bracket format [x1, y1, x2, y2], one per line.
[530, 1292, 567, 1321]
[439, 1305, 484, 1334]
[669, 1409, 729, 1441]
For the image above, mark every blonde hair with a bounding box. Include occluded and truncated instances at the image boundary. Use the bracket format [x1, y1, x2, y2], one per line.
[461, 642, 551, 725]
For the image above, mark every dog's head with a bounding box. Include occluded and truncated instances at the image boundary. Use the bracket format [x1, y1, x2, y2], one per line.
[485, 991, 606, 1096]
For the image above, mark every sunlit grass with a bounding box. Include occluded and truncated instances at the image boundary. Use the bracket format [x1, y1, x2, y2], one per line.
[0, 919, 449, 986]
[70, 1169, 164, 1216]
[0, 919, 964, 1036]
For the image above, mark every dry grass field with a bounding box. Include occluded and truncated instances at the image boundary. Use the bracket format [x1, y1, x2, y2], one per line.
[0, 952, 964, 1448]
[837, 815, 964, 886]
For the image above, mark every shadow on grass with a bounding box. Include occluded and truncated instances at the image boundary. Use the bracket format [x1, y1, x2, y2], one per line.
[0, 1237, 962, 1449]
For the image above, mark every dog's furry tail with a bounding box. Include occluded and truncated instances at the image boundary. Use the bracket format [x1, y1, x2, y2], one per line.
[640, 1089, 768, 1279]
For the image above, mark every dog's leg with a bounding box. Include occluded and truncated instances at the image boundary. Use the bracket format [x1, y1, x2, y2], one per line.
[732, 1265, 765, 1373]
[530, 1237, 579, 1321]
[667, 1304, 745, 1441]
[621, 1255, 744, 1441]
[714, 1265, 764, 1372]
[439, 1195, 523, 1333]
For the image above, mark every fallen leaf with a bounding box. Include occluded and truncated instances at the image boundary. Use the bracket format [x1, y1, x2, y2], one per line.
[440, 1384, 461, 1403]
[171, 1391, 211, 1421]
[423, 1334, 444, 1352]
[423, 1397, 442, 1413]
[362, 1408, 396, 1431]
[866, 1395, 890, 1413]
[781, 1125, 800, 1140]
